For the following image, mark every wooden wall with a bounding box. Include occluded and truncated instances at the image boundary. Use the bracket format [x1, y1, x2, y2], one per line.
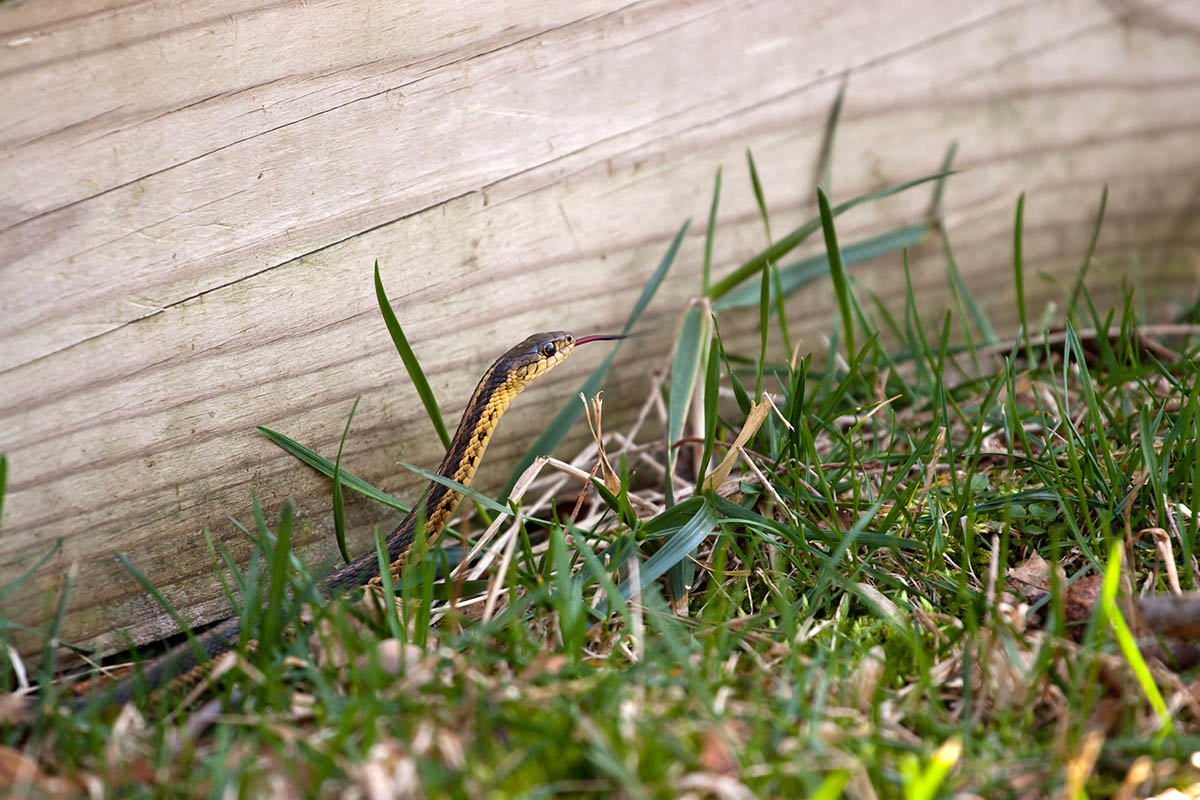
[1, 0, 1198, 661]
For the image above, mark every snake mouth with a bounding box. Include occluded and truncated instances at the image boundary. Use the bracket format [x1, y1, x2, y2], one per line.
[574, 333, 627, 346]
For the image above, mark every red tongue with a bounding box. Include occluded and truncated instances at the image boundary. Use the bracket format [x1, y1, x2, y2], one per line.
[574, 333, 627, 346]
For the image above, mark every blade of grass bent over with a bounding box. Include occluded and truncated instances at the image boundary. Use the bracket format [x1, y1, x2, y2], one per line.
[713, 225, 929, 312]
[258, 425, 408, 512]
[707, 171, 951, 301]
[626, 496, 717, 599]
[592, 496, 718, 618]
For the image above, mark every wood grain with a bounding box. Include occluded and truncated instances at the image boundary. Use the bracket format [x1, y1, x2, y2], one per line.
[1, 0, 1198, 660]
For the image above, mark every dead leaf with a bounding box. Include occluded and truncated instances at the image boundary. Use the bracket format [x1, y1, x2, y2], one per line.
[1065, 575, 1105, 635]
[699, 726, 738, 776]
[1006, 553, 1051, 598]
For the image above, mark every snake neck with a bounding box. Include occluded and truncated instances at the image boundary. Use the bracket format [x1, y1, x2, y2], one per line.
[325, 357, 527, 591]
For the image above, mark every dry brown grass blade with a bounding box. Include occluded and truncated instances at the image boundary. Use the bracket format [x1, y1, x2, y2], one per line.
[702, 396, 772, 492]
[1065, 730, 1105, 797]
[581, 393, 621, 493]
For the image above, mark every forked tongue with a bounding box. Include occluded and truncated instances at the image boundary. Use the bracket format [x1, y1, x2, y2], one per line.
[575, 333, 628, 346]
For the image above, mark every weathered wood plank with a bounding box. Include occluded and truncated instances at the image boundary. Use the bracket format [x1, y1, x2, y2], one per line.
[1, 0, 1198, 660]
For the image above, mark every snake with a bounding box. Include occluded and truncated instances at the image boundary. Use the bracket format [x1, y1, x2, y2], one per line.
[70, 330, 621, 710]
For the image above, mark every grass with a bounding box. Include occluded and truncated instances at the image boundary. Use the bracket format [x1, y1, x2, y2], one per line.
[4, 160, 1200, 799]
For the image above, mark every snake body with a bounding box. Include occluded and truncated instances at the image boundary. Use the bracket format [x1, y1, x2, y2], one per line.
[87, 330, 604, 708]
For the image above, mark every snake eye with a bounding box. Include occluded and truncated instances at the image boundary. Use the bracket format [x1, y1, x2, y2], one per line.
[540, 341, 557, 358]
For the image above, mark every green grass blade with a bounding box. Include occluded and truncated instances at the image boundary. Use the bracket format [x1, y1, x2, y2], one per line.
[374, 260, 451, 449]
[1062, 322, 1120, 489]
[500, 218, 691, 499]
[702, 167, 722, 295]
[1101, 541, 1172, 735]
[771, 262, 793, 357]
[1012, 193, 1032, 366]
[902, 738, 962, 800]
[257, 425, 408, 512]
[201, 523, 242, 617]
[36, 563, 73, 692]
[942, 227, 998, 345]
[756, 249, 770, 401]
[117, 553, 209, 665]
[664, 303, 710, 595]
[259, 500, 294, 659]
[550, 526, 586, 658]
[696, 333, 721, 489]
[812, 771, 850, 800]
[813, 76, 847, 195]
[707, 171, 952, 301]
[713, 224, 929, 312]
[567, 526, 632, 628]
[746, 148, 772, 241]
[746, 146, 790, 382]
[331, 398, 360, 563]
[1067, 185, 1108, 321]
[592, 479, 640, 531]
[250, 492, 269, 542]
[665, 303, 710, 505]
[372, 526, 405, 643]
[593, 497, 717, 617]
[927, 141, 958, 222]
[0, 540, 61, 604]
[628, 497, 716, 600]
[817, 187, 856, 362]
[399, 462, 512, 519]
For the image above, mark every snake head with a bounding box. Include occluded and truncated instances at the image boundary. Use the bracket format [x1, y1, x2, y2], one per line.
[495, 331, 575, 383]
[501, 331, 626, 383]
